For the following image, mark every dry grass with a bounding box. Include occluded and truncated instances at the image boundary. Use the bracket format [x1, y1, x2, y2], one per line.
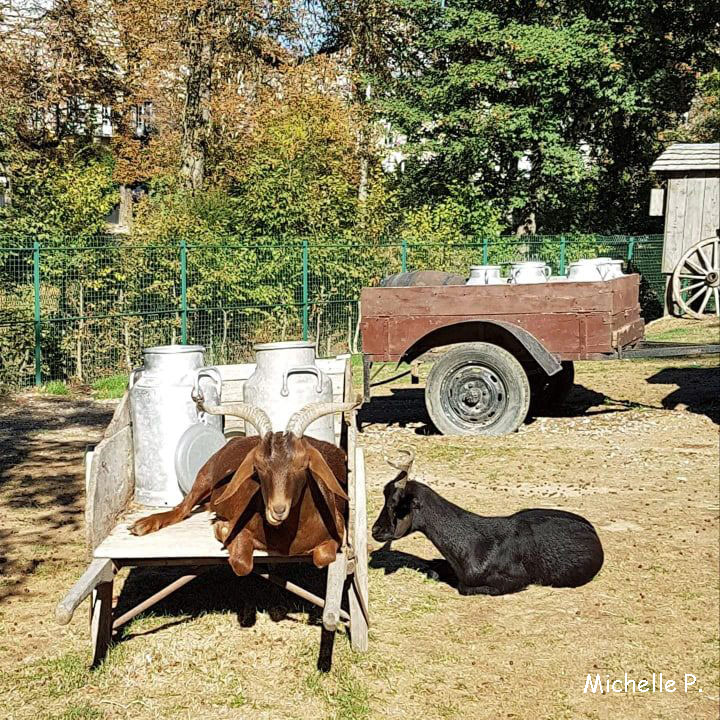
[1, 318, 718, 720]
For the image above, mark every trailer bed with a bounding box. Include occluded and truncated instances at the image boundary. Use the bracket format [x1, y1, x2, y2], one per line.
[360, 275, 644, 361]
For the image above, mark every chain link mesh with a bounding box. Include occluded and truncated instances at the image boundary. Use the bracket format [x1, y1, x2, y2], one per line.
[0, 235, 665, 387]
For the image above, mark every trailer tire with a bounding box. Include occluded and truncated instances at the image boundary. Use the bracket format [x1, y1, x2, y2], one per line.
[425, 343, 530, 436]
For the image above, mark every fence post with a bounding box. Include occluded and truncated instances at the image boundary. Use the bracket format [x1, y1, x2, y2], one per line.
[180, 238, 188, 344]
[302, 239, 309, 341]
[482, 236, 489, 265]
[33, 240, 42, 386]
[401, 237, 407, 272]
[559, 235, 567, 275]
[627, 236, 636, 263]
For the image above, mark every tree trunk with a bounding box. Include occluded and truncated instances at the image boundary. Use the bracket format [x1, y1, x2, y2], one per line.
[118, 185, 133, 229]
[179, 2, 217, 193]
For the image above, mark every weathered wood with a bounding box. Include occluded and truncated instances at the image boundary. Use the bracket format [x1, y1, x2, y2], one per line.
[684, 175, 707, 254]
[254, 570, 351, 622]
[663, 176, 688, 273]
[322, 551, 347, 632]
[649, 187, 665, 216]
[94, 510, 343, 564]
[360, 276, 643, 362]
[700, 175, 719, 245]
[349, 447, 369, 652]
[85, 425, 135, 550]
[103, 391, 131, 439]
[113, 573, 200, 630]
[361, 282, 618, 317]
[56, 558, 115, 625]
[90, 580, 114, 667]
[216, 363, 255, 434]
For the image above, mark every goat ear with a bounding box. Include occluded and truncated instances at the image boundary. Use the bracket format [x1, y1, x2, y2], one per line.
[307, 446, 349, 501]
[212, 448, 259, 522]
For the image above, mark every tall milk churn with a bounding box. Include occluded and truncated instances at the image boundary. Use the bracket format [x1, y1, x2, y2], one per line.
[243, 341, 334, 443]
[129, 345, 222, 506]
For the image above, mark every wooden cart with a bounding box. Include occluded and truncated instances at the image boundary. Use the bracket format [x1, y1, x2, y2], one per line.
[56, 356, 369, 670]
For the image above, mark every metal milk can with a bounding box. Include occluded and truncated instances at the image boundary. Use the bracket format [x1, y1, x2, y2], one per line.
[129, 345, 222, 506]
[509, 261, 551, 284]
[244, 341, 334, 443]
[466, 265, 504, 285]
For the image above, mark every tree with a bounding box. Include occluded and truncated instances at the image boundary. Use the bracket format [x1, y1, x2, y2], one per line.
[372, 0, 720, 233]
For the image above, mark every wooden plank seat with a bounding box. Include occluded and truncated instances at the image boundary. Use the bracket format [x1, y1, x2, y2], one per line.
[94, 509, 341, 563]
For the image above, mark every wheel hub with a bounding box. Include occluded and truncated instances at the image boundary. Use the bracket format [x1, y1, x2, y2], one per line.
[706, 270, 719, 288]
[445, 365, 507, 428]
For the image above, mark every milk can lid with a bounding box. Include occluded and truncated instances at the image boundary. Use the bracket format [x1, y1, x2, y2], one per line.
[143, 344, 206, 354]
[254, 340, 315, 351]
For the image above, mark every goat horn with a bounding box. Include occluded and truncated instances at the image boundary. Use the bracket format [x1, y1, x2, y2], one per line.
[194, 395, 273, 437]
[384, 447, 415, 473]
[384, 448, 414, 490]
[285, 399, 361, 437]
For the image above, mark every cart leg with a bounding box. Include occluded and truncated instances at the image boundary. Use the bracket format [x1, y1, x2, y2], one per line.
[349, 446, 369, 652]
[90, 580, 113, 668]
[362, 355, 372, 406]
[322, 551, 347, 632]
[349, 580, 369, 653]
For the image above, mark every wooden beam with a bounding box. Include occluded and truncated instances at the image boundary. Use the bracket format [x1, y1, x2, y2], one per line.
[253, 569, 350, 623]
[112, 573, 201, 630]
[56, 558, 115, 625]
[322, 552, 347, 632]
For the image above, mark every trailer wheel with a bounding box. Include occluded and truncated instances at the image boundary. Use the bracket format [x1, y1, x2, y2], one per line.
[425, 343, 530, 436]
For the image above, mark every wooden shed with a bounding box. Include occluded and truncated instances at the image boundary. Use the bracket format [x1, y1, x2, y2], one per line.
[650, 143, 720, 274]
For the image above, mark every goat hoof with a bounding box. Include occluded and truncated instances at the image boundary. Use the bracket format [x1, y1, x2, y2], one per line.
[213, 521, 231, 543]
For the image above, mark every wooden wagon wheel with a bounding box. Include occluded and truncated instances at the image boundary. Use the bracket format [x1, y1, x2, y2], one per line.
[672, 235, 720, 319]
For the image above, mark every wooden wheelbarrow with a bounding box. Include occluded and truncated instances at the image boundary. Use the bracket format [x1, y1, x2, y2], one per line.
[56, 356, 369, 669]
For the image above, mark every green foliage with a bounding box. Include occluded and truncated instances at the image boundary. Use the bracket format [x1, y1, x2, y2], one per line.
[0, 139, 118, 246]
[92, 374, 128, 399]
[53, 704, 104, 720]
[374, 0, 720, 233]
[663, 70, 720, 143]
[40, 380, 70, 396]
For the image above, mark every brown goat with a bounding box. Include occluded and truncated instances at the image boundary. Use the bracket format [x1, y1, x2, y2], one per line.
[130, 400, 357, 576]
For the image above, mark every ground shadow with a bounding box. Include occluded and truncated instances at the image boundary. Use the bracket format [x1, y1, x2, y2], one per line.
[369, 544, 459, 591]
[646, 366, 720, 425]
[114, 562, 348, 670]
[358, 388, 435, 433]
[0, 395, 113, 601]
[358, 384, 636, 434]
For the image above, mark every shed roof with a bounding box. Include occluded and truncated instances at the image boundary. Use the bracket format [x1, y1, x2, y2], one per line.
[650, 143, 720, 172]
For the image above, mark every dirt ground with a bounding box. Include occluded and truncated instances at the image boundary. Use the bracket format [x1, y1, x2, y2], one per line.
[1, 318, 718, 720]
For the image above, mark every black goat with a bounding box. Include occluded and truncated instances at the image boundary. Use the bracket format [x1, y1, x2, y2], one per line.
[371, 451, 604, 596]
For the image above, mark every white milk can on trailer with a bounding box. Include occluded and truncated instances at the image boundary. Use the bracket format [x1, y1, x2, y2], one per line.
[466, 265, 504, 285]
[244, 341, 334, 443]
[129, 345, 222, 507]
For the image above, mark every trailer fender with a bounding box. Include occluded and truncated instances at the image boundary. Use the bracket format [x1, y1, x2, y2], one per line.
[401, 320, 562, 377]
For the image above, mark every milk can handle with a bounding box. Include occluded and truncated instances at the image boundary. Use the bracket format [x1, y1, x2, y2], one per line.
[129, 368, 142, 389]
[193, 366, 223, 402]
[281, 365, 323, 397]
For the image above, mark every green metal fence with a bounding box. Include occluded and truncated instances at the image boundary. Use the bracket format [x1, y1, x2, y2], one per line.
[0, 234, 664, 387]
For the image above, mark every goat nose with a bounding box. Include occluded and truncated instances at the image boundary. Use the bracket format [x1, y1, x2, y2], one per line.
[272, 503, 287, 517]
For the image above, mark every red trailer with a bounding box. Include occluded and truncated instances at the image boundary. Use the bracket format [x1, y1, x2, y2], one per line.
[360, 275, 718, 436]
